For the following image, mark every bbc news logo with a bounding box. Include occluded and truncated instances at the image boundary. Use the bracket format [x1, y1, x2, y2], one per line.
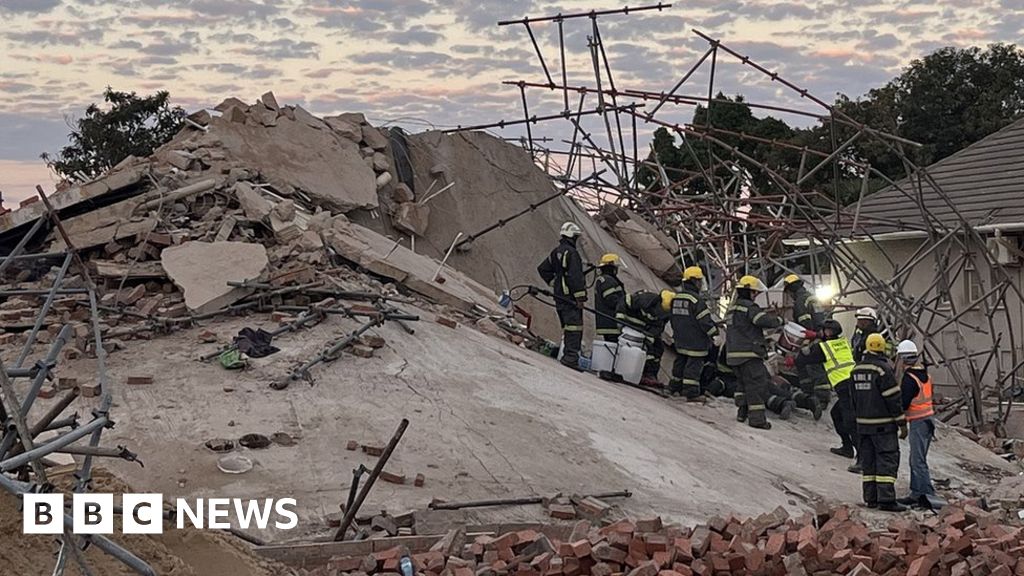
[24, 494, 298, 534]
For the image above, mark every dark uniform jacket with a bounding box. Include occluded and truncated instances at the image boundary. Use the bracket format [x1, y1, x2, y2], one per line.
[850, 352, 904, 435]
[616, 291, 669, 335]
[537, 237, 586, 304]
[671, 285, 718, 356]
[593, 270, 625, 336]
[791, 286, 823, 330]
[724, 297, 784, 366]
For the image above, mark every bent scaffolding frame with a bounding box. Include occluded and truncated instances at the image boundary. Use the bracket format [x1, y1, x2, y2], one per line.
[0, 190, 154, 575]
[448, 4, 1023, 431]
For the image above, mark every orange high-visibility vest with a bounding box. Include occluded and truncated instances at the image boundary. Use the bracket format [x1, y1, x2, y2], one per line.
[906, 372, 935, 421]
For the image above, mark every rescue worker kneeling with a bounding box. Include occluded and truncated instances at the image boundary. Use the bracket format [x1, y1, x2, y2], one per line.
[711, 346, 795, 419]
[850, 333, 907, 512]
[725, 275, 784, 430]
[669, 266, 718, 399]
[616, 289, 674, 387]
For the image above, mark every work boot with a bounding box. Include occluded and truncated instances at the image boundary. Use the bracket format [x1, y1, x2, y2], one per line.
[736, 405, 748, 422]
[598, 370, 622, 382]
[779, 400, 795, 421]
[863, 502, 878, 509]
[640, 376, 662, 388]
[811, 398, 823, 421]
[896, 495, 920, 507]
[667, 381, 684, 397]
[847, 463, 863, 474]
[748, 420, 772, 430]
[830, 445, 855, 459]
[560, 358, 583, 372]
[878, 502, 908, 513]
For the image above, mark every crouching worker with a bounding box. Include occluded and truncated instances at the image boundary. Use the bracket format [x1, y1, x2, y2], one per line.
[616, 289, 674, 388]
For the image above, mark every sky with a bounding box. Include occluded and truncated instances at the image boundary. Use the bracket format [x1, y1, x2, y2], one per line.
[1, 0, 1022, 205]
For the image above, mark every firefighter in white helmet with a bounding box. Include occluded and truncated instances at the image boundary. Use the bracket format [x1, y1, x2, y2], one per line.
[537, 222, 587, 370]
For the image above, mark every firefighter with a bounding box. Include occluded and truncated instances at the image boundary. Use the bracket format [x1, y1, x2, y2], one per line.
[896, 340, 936, 507]
[850, 333, 907, 512]
[713, 346, 795, 418]
[593, 253, 625, 343]
[725, 275, 784, 430]
[668, 266, 719, 399]
[783, 275, 828, 405]
[792, 319, 855, 443]
[616, 289, 674, 387]
[783, 274, 824, 330]
[537, 222, 587, 370]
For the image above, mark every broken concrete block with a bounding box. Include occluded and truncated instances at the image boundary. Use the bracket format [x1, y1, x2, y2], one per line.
[117, 285, 146, 306]
[348, 344, 375, 358]
[214, 97, 248, 112]
[372, 152, 390, 172]
[161, 241, 268, 315]
[234, 182, 273, 221]
[394, 202, 430, 236]
[362, 124, 388, 151]
[271, 199, 297, 221]
[260, 91, 280, 111]
[224, 106, 248, 123]
[376, 171, 393, 190]
[324, 114, 363, 141]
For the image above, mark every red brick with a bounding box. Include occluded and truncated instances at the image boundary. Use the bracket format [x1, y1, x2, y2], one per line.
[673, 538, 693, 562]
[690, 527, 711, 557]
[592, 562, 613, 576]
[645, 534, 668, 554]
[626, 560, 659, 576]
[549, 504, 576, 520]
[797, 538, 818, 558]
[80, 383, 101, 398]
[907, 551, 940, 576]
[670, 563, 692, 576]
[349, 344, 375, 358]
[609, 532, 631, 550]
[765, 532, 786, 558]
[362, 444, 385, 456]
[628, 536, 646, 560]
[636, 517, 663, 533]
[744, 548, 765, 573]
[346, 440, 359, 451]
[198, 329, 218, 343]
[379, 470, 405, 484]
[436, 316, 458, 329]
[651, 551, 672, 568]
[328, 555, 364, 571]
[126, 375, 153, 385]
[57, 377, 78, 390]
[571, 539, 592, 558]
[593, 543, 627, 564]
[601, 520, 636, 536]
[414, 473, 425, 487]
[37, 386, 57, 399]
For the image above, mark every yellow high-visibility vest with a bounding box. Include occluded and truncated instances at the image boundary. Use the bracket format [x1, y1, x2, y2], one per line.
[821, 338, 855, 387]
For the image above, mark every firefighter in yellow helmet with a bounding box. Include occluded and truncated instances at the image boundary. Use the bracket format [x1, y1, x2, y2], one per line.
[616, 289, 674, 388]
[593, 253, 625, 343]
[725, 275, 784, 429]
[850, 333, 907, 512]
[668, 266, 719, 399]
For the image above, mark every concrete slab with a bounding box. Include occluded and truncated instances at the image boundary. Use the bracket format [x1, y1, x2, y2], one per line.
[161, 241, 268, 314]
[325, 218, 500, 314]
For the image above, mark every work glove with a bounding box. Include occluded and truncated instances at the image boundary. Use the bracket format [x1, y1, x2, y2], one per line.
[783, 356, 796, 369]
[899, 422, 909, 440]
[804, 329, 818, 340]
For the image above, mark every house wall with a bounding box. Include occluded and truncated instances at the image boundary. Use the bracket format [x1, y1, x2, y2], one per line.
[839, 236, 1024, 405]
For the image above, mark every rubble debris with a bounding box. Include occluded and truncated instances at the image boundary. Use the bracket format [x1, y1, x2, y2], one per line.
[161, 241, 268, 314]
[238, 433, 272, 449]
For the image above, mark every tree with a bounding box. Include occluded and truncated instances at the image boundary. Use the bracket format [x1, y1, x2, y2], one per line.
[42, 87, 185, 181]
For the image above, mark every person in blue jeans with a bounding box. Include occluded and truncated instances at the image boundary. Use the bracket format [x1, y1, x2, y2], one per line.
[896, 339, 936, 506]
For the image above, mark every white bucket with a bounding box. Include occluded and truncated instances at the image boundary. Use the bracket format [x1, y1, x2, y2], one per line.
[620, 327, 646, 348]
[591, 340, 618, 372]
[614, 344, 645, 384]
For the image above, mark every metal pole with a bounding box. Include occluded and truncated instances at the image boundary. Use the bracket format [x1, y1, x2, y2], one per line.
[334, 418, 409, 540]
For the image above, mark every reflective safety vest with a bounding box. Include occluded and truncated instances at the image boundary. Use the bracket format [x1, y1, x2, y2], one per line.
[820, 338, 855, 387]
[906, 372, 935, 421]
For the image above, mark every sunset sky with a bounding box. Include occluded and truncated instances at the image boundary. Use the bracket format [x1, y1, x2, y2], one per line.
[1, 0, 1021, 204]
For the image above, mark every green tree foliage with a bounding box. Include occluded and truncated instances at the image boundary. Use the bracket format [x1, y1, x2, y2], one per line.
[42, 87, 185, 181]
[642, 43, 1024, 205]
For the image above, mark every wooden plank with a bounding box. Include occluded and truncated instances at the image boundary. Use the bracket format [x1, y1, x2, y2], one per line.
[93, 260, 167, 280]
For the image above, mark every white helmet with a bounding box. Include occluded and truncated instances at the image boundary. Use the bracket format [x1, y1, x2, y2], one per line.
[560, 222, 582, 238]
[855, 307, 877, 321]
[897, 340, 919, 357]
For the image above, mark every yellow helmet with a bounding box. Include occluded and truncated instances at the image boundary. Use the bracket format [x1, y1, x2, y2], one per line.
[682, 266, 704, 281]
[599, 253, 620, 267]
[866, 333, 886, 353]
[783, 274, 801, 285]
[737, 275, 766, 292]
[660, 289, 675, 312]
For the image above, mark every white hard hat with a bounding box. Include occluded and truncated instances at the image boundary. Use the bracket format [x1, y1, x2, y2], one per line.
[897, 340, 919, 356]
[855, 307, 877, 320]
[560, 222, 582, 238]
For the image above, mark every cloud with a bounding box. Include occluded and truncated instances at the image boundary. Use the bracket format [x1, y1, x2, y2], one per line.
[235, 38, 319, 59]
[0, 0, 61, 13]
[351, 49, 450, 69]
[0, 111, 75, 162]
[385, 25, 444, 46]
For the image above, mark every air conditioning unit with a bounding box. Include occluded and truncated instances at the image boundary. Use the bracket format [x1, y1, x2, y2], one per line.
[987, 235, 1021, 266]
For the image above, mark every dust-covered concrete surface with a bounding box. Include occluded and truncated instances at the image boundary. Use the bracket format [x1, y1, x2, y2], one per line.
[17, 303, 1009, 546]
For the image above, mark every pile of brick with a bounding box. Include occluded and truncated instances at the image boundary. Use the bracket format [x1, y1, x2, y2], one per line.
[304, 503, 1024, 576]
